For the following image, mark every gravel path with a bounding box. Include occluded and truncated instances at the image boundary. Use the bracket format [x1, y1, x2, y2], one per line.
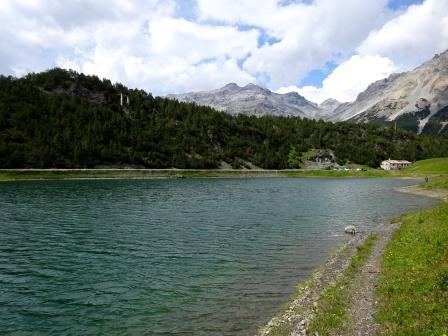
[334, 223, 399, 336]
[258, 233, 368, 336]
[335, 185, 448, 335]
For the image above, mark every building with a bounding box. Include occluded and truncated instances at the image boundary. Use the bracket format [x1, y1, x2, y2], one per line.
[380, 159, 411, 170]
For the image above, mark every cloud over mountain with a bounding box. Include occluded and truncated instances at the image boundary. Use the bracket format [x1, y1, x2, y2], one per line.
[0, 0, 447, 101]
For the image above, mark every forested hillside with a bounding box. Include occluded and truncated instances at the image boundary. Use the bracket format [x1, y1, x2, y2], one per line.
[0, 69, 446, 169]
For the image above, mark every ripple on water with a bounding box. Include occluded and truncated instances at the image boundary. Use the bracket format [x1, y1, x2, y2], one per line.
[0, 178, 435, 336]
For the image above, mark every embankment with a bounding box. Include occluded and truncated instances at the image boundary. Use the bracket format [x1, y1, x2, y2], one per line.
[258, 183, 447, 336]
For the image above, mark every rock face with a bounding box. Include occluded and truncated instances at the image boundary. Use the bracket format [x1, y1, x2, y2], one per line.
[168, 83, 322, 119]
[331, 50, 448, 134]
[318, 98, 343, 119]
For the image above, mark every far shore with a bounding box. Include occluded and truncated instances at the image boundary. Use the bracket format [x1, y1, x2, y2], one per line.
[0, 167, 411, 182]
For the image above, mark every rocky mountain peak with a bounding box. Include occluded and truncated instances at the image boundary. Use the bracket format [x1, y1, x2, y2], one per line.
[284, 91, 301, 98]
[223, 82, 240, 90]
[166, 49, 448, 134]
[320, 98, 341, 106]
[318, 98, 343, 118]
[331, 49, 448, 134]
[168, 82, 320, 118]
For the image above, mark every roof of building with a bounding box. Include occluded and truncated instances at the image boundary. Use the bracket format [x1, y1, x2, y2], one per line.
[381, 159, 412, 164]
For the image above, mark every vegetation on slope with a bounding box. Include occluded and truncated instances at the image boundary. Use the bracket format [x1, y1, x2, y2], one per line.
[404, 157, 448, 174]
[375, 157, 448, 334]
[401, 157, 448, 189]
[0, 68, 447, 169]
[376, 203, 448, 335]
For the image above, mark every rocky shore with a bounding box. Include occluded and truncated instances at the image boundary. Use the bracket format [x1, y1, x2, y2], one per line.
[258, 230, 370, 336]
[258, 185, 447, 336]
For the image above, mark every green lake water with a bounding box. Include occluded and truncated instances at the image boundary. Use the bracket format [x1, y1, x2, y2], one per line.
[0, 178, 436, 335]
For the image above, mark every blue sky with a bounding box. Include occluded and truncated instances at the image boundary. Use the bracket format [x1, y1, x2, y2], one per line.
[0, 0, 446, 103]
[387, 0, 422, 10]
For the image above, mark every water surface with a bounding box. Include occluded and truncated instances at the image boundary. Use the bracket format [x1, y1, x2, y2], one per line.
[0, 178, 435, 335]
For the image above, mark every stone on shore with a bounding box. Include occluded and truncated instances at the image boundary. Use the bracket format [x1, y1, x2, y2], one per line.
[344, 225, 357, 234]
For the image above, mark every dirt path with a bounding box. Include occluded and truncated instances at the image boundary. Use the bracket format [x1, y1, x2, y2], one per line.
[334, 223, 398, 336]
[258, 233, 369, 336]
[335, 186, 448, 336]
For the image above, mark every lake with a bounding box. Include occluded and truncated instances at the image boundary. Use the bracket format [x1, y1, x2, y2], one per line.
[0, 178, 435, 335]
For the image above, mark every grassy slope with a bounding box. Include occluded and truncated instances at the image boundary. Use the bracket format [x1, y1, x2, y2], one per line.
[403, 157, 448, 174]
[401, 157, 448, 189]
[375, 157, 448, 335]
[376, 204, 448, 335]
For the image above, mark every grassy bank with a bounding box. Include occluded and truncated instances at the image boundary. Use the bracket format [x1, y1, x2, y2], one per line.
[0, 157, 445, 182]
[375, 157, 448, 335]
[401, 157, 448, 189]
[376, 202, 448, 335]
[0, 168, 398, 181]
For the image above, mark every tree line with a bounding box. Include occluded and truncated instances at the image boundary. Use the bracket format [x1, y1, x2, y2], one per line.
[0, 68, 446, 169]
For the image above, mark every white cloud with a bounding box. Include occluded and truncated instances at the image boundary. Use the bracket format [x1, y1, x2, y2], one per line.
[358, 0, 448, 69]
[277, 55, 396, 103]
[0, 0, 176, 76]
[0, 0, 447, 99]
[59, 18, 258, 93]
[0, 0, 258, 94]
[198, 0, 392, 88]
[279, 0, 448, 104]
[149, 18, 258, 64]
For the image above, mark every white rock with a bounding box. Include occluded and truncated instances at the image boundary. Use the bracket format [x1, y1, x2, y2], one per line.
[344, 225, 357, 234]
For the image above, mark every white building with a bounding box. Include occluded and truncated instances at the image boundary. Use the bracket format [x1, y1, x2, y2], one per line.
[380, 159, 411, 170]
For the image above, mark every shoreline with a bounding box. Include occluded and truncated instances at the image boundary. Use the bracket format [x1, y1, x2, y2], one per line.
[0, 168, 404, 182]
[258, 183, 447, 336]
[395, 184, 448, 199]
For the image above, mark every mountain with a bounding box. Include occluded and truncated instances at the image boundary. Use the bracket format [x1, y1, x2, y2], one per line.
[167, 83, 322, 119]
[333, 50, 448, 134]
[169, 51, 448, 135]
[318, 98, 343, 118]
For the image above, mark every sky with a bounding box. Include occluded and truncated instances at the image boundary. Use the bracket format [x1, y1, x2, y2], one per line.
[1, 0, 447, 103]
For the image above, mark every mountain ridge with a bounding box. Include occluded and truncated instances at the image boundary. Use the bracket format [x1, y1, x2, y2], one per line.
[168, 50, 448, 134]
[336, 49, 448, 134]
[167, 82, 322, 119]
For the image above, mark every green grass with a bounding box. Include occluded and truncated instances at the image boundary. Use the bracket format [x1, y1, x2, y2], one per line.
[307, 234, 378, 336]
[403, 157, 448, 175]
[376, 203, 448, 335]
[421, 176, 448, 190]
[0, 157, 445, 182]
[0, 168, 394, 181]
[399, 157, 448, 190]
